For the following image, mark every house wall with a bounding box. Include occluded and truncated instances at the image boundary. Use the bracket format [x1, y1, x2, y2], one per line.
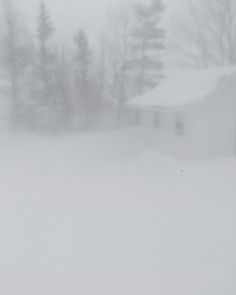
[156, 109, 200, 159]
[190, 75, 236, 158]
[133, 103, 236, 159]
[157, 105, 236, 159]
[128, 73, 236, 159]
[134, 107, 199, 159]
[192, 104, 236, 158]
[0, 88, 10, 132]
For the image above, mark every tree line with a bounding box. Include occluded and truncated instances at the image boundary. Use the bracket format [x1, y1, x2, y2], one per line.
[0, 0, 165, 132]
[170, 0, 236, 68]
[2, 0, 234, 132]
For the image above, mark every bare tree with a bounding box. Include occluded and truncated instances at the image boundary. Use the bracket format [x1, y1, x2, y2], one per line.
[106, 7, 132, 126]
[170, 0, 236, 68]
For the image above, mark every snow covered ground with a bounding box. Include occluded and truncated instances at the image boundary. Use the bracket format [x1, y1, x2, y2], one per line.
[0, 128, 235, 295]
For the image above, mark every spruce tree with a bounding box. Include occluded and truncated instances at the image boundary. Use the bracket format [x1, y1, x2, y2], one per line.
[74, 29, 92, 127]
[0, 0, 33, 127]
[128, 0, 165, 95]
[53, 50, 72, 130]
[34, 1, 57, 130]
[37, 1, 54, 103]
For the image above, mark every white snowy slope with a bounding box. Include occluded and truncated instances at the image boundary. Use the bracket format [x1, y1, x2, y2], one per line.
[0, 129, 235, 295]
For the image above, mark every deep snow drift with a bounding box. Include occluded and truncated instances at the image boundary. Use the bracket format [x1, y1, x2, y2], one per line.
[0, 129, 235, 295]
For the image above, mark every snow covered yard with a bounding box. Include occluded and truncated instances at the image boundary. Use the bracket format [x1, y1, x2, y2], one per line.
[0, 129, 235, 295]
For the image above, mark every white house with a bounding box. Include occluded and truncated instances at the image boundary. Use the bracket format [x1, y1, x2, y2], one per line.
[127, 67, 236, 159]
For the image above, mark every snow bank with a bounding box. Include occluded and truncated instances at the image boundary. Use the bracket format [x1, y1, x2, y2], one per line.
[0, 130, 235, 295]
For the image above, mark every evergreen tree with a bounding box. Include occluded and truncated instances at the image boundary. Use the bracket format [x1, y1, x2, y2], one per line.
[91, 41, 107, 127]
[0, 0, 33, 127]
[128, 0, 165, 95]
[74, 29, 92, 127]
[33, 1, 59, 130]
[96, 38, 106, 107]
[53, 50, 72, 129]
[37, 1, 54, 103]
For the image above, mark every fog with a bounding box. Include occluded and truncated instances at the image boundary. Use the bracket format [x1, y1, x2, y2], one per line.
[0, 0, 235, 294]
[12, 0, 183, 39]
[15, 0, 123, 39]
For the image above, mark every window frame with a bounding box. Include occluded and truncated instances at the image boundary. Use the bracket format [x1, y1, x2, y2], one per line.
[175, 111, 185, 136]
[153, 110, 161, 128]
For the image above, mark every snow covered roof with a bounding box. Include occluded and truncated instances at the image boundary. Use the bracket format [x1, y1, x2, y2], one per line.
[128, 66, 236, 109]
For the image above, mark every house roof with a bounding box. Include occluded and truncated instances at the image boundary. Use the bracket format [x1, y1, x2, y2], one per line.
[128, 66, 236, 109]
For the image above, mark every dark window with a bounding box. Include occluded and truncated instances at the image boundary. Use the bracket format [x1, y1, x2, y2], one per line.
[153, 111, 160, 128]
[134, 109, 141, 125]
[175, 112, 185, 135]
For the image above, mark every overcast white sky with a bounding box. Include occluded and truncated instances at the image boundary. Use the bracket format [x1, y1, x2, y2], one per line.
[13, 0, 184, 42]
